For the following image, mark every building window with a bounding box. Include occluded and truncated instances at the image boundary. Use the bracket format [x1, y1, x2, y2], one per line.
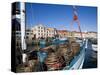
[41, 30, 43, 32]
[26, 33, 29, 35]
[41, 27, 43, 29]
[34, 29, 36, 31]
[41, 33, 43, 36]
[38, 33, 40, 35]
[38, 27, 40, 29]
[26, 36, 28, 39]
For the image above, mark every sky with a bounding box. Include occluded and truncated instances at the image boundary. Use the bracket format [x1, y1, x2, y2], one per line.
[25, 3, 97, 32]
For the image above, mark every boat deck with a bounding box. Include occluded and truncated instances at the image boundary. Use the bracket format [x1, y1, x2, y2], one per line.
[16, 39, 85, 72]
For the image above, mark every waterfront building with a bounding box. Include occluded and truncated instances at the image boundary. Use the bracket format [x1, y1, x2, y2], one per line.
[31, 24, 57, 39]
[57, 30, 69, 38]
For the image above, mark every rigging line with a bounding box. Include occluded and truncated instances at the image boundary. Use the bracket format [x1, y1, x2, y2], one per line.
[30, 3, 36, 28]
[30, 3, 40, 50]
[30, 3, 33, 28]
[70, 6, 83, 39]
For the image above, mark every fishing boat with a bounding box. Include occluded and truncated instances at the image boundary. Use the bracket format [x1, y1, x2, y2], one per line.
[92, 44, 97, 52]
[39, 39, 46, 48]
[63, 39, 86, 70]
[58, 38, 68, 44]
[91, 38, 97, 52]
[59, 38, 67, 41]
[41, 5, 86, 70]
[14, 3, 86, 72]
[41, 38, 86, 70]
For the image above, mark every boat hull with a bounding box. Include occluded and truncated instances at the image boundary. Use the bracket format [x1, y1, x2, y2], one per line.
[63, 42, 85, 70]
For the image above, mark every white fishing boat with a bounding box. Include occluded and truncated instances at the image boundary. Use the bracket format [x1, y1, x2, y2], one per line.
[91, 39, 97, 52]
[14, 3, 86, 72]
[92, 44, 97, 52]
[59, 38, 67, 41]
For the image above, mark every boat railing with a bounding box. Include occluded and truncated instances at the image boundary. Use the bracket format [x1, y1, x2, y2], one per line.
[63, 41, 86, 70]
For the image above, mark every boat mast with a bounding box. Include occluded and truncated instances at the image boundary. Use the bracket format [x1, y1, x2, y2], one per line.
[20, 2, 27, 63]
[70, 6, 83, 39]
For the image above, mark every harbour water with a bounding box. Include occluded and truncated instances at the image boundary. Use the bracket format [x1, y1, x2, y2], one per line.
[83, 40, 97, 68]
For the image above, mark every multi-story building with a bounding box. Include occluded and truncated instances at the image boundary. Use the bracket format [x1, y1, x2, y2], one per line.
[47, 28, 57, 38]
[71, 31, 97, 39]
[87, 32, 97, 38]
[15, 29, 34, 45]
[73, 31, 83, 38]
[57, 30, 69, 38]
[31, 24, 46, 39]
[16, 24, 58, 42]
[31, 24, 57, 39]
